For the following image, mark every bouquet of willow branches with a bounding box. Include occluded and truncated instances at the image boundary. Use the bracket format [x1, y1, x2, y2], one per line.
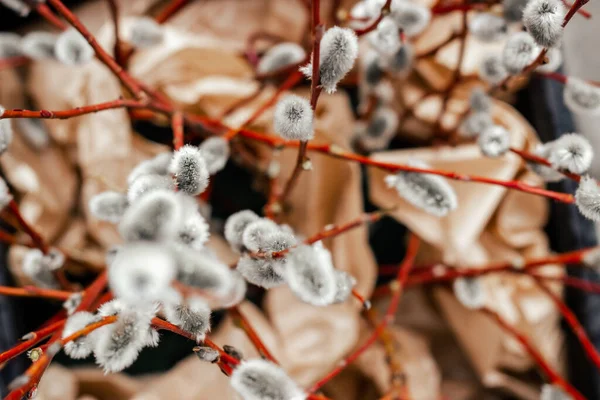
[0, 0, 599, 398]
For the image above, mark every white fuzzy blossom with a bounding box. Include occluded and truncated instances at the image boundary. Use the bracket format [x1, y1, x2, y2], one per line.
[468, 13, 507, 43]
[0, 107, 13, 155]
[530, 143, 564, 182]
[163, 296, 211, 341]
[63, 311, 101, 359]
[273, 95, 314, 141]
[390, 2, 431, 37]
[301, 27, 358, 94]
[194, 346, 220, 363]
[368, 16, 402, 56]
[176, 248, 237, 298]
[536, 46, 563, 73]
[55, 28, 95, 66]
[16, 118, 50, 150]
[129, 17, 164, 49]
[453, 277, 486, 310]
[199, 137, 230, 174]
[478, 125, 510, 157]
[236, 255, 286, 289]
[108, 243, 177, 305]
[479, 54, 508, 85]
[540, 383, 572, 400]
[0, 33, 21, 58]
[119, 190, 182, 242]
[386, 43, 414, 75]
[563, 77, 600, 116]
[217, 270, 248, 309]
[127, 173, 173, 203]
[0, 0, 31, 16]
[385, 160, 458, 217]
[459, 110, 494, 138]
[546, 133, 593, 174]
[242, 219, 296, 253]
[225, 210, 260, 251]
[362, 51, 385, 87]
[63, 292, 83, 316]
[176, 193, 210, 250]
[333, 270, 356, 304]
[285, 243, 337, 307]
[22, 248, 61, 289]
[127, 152, 172, 185]
[358, 107, 399, 151]
[257, 42, 307, 75]
[522, 0, 566, 48]
[0, 176, 11, 210]
[169, 145, 210, 195]
[576, 176, 600, 221]
[503, 0, 529, 21]
[502, 32, 539, 74]
[230, 359, 306, 400]
[21, 32, 58, 60]
[469, 87, 492, 113]
[89, 191, 128, 223]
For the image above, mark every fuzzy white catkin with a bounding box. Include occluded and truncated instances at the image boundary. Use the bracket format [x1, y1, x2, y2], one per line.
[178, 208, 210, 250]
[89, 191, 128, 223]
[22, 248, 58, 289]
[199, 137, 230, 174]
[230, 359, 306, 400]
[522, 0, 566, 48]
[479, 54, 508, 85]
[301, 27, 358, 94]
[273, 95, 314, 141]
[257, 42, 307, 75]
[98, 300, 160, 347]
[391, 2, 431, 38]
[502, 32, 538, 74]
[224, 210, 260, 251]
[285, 244, 337, 307]
[453, 277, 486, 310]
[478, 125, 510, 157]
[129, 17, 164, 49]
[236, 255, 286, 289]
[469, 87, 492, 113]
[333, 270, 356, 304]
[0, 176, 11, 210]
[563, 77, 600, 116]
[540, 383, 572, 400]
[16, 118, 50, 150]
[108, 243, 177, 305]
[362, 51, 385, 87]
[385, 160, 458, 217]
[547, 133, 593, 174]
[21, 32, 58, 60]
[55, 28, 95, 66]
[216, 270, 247, 309]
[0, 0, 31, 16]
[127, 152, 172, 185]
[359, 107, 399, 151]
[242, 219, 294, 253]
[368, 17, 402, 56]
[459, 111, 493, 138]
[468, 13, 507, 43]
[63, 292, 83, 316]
[386, 43, 414, 75]
[63, 311, 100, 359]
[119, 190, 182, 242]
[169, 145, 210, 195]
[176, 248, 237, 298]
[163, 296, 211, 341]
[575, 176, 600, 221]
[195, 346, 220, 363]
[0, 33, 22, 58]
[530, 143, 565, 182]
[127, 173, 173, 203]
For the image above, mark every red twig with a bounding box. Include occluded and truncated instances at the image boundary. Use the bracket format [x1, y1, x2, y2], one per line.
[105, 0, 124, 67]
[229, 306, 279, 363]
[354, 0, 392, 36]
[0, 286, 72, 301]
[0, 56, 30, 70]
[0, 98, 146, 120]
[309, 234, 420, 393]
[509, 147, 582, 182]
[155, 0, 191, 24]
[0, 319, 65, 365]
[172, 111, 184, 150]
[34, 2, 67, 30]
[7, 200, 48, 252]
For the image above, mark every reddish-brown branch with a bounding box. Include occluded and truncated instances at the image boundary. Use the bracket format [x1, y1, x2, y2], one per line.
[0, 285, 72, 301]
[0, 98, 145, 120]
[172, 111, 184, 150]
[46, 0, 147, 99]
[563, 0, 590, 26]
[155, 0, 191, 24]
[309, 234, 420, 393]
[7, 200, 48, 252]
[0, 319, 65, 365]
[562, 0, 592, 17]
[481, 308, 585, 400]
[0, 56, 31, 70]
[509, 147, 582, 182]
[75, 271, 107, 313]
[354, 0, 392, 36]
[533, 273, 600, 295]
[34, 2, 67, 30]
[105, 0, 124, 67]
[229, 306, 279, 363]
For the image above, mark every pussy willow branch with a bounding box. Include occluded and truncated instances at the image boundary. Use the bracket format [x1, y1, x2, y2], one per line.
[155, 0, 191, 24]
[0, 285, 72, 301]
[481, 307, 585, 400]
[229, 306, 279, 363]
[0, 319, 65, 365]
[104, 0, 124, 67]
[509, 147, 582, 182]
[33, 2, 67, 30]
[309, 234, 420, 394]
[354, 0, 392, 36]
[172, 111, 184, 150]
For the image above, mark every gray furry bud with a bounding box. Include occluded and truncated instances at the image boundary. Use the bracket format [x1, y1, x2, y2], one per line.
[178, 209, 209, 250]
[163, 296, 211, 341]
[522, 0, 566, 48]
[273, 95, 314, 141]
[530, 143, 564, 182]
[459, 111, 493, 138]
[540, 383, 572, 400]
[257, 42, 307, 75]
[16, 119, 50, 150]
[386, 43, 414, 75]
[576, 176, 600, 221]
[176, 248, 236, 298]
[129, 17, 164, 49]
[119, 190, 182, 242]
[22, 248, 58, 289]
[479, 54, 508, 85]
[225, 210, 260, 251]
[199, 137, 230, 174]
[385, 160, 458, 217]
[391, 2, 431, 37]
[301, 26, 358, 94]
[333, 270, 356, 304]
[127, 152, 172, 185]
[468, 13, 507, 43]
[358, 107, 399, 151]
[236, 255, 286, 289]
[469, 87, 492, 113]
[0, 0, 31, 16]
[478, 125, 510, 157]
[109, 243, 176, 305]
[127, 173, 173, 203]
[230, 359, 306, 400]
[503, 0, 529, 21]
[242, 219, 296, 253]
[169, 145, 210, 195]
[362, 51, 385, 87]
[63, 311, 101, 359]
[55, 28, 94, 66]
[453, 277, 486, 310]
[0, 33, 21, 58]
[547, 133, 593, 174]
[502, 32, 538, 74]
[368, 17, 402, 56]
[194, 346, 220, 363]
[285, 243, 337, 307]
[22, 32, 58, 60]
[63, 292, 83, 316]
[89, 191, 128, 223]
[563, 77, 600, 116]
